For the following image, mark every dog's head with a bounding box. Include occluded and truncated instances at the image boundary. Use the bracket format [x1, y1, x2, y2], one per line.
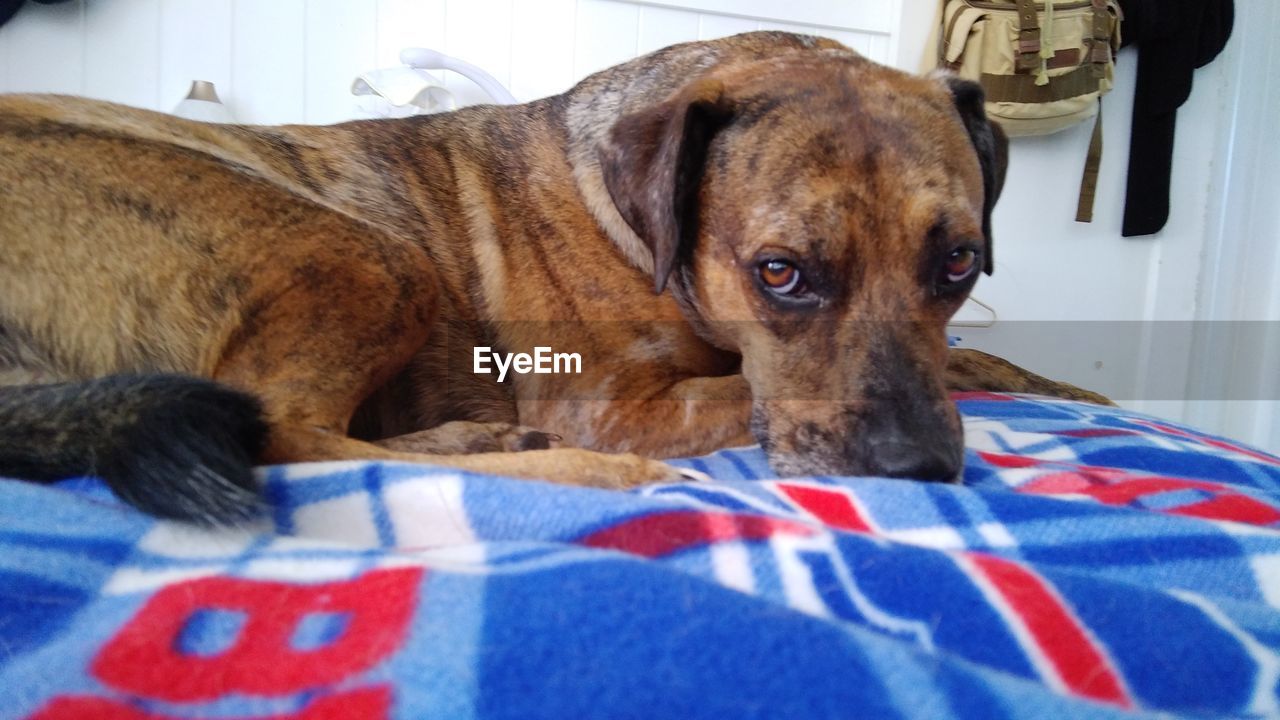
[598, 49, 1007, 481]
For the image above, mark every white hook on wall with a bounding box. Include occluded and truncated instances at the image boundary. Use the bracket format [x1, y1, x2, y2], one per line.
[398, 47, 518, 105]
[352, 67, 455, 118]
[352, 48, 517, 118]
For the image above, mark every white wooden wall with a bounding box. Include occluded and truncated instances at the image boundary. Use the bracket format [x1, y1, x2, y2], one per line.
[0, 0, 896, 124]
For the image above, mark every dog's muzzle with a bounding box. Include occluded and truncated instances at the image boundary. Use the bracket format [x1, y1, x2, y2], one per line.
[856, 398, 964, 482]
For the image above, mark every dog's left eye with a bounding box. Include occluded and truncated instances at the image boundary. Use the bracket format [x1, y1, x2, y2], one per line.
[941, 248, 979, 284]
[759, 259, 804, 295]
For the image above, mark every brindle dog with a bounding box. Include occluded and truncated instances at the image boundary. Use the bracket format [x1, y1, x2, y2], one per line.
[0, 32, 1106, 523]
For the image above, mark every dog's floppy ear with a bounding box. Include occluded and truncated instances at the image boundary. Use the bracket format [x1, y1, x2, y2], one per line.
[598, 80, 734, 294]
[940, 76, 1007, 275]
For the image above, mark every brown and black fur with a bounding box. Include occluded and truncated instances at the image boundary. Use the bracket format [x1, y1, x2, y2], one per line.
[0, 32, 1107, 523]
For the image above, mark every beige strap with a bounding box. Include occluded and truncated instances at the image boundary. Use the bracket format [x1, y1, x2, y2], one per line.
[942, 5, 968, 65]
[1075, 104, 1104, 223]
[1042, 48, 1082, 71]
[1014, 0, 1041, 33]
[1090, 0, 1112, 77]
[980, 64, 1100, 102]
[1013, 0, 1043, 71]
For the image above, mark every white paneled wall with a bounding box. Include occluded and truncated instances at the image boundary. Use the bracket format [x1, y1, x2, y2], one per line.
[0, 0, 893, 124]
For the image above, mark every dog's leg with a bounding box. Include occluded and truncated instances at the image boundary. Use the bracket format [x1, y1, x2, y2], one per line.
[375, 421, 561, 453]
[946, 348, 1114, 405]
[266, 425, 689, 488]
[525, 374, 755, 458]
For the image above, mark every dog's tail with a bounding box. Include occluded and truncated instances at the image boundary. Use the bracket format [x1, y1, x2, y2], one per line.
[0, 374, 269, 525]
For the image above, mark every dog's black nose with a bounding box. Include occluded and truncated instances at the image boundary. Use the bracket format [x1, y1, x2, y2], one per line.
[865, 439, 961, 482]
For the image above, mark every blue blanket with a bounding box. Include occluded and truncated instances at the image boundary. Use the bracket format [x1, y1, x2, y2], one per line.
[3, 393, 1280, 719]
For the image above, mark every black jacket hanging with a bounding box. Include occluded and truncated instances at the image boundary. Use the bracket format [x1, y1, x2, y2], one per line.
[0, 1, 76, 31]
[0, 0, 23, 29]
[1117, 0, 1234, 237]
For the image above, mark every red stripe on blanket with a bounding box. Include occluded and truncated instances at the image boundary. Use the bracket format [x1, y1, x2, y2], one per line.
[579, 511, 814, 558]
[776, 483, 875, 533]
[977, 452, 1139, 483]
[966, 555, 1131, 708]
[1132, 419, 1280, 466]
[1023, 475, 1280, 526]
[1060, 477, 1222, 504]
[1171, 494, 1280, 525]
[1051, 428, 1140, 438]
[978, 451, 1048, 469]
[951, 391, 1016, 401]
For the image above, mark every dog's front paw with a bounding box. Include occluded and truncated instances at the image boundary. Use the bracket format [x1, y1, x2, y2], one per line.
[554, 450, 703, 490]
[498, 426, 564, 452]
[377, 421, 565, 454]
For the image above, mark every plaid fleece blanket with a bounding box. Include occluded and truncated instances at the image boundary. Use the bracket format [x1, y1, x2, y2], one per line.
[3, 393, 1280, 719]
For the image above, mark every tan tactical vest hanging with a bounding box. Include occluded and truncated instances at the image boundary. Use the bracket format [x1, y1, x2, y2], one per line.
[938, 0, 1122, 221]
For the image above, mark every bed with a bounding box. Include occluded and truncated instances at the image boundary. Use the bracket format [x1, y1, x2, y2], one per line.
[3, 393, 1279, 719]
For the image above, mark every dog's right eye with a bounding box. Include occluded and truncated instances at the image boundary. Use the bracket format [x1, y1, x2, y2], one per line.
[936, 247, 980, 290]
[759, 259, 803, 295]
